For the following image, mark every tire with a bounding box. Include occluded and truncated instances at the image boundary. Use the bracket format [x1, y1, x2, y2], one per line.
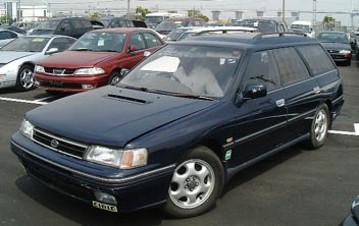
[163, 146, 224, 218]
[306, 104, 330, 149]
[108, 71, 122, 85]
[16, 65, 34, 91]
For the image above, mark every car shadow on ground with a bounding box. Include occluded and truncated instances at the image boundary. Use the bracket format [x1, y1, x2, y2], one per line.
[222, 144, 303, 195]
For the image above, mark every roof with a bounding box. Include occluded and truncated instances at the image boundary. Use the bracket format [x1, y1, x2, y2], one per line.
[176, 32, 319, 49]
[91, 27, 154, 33]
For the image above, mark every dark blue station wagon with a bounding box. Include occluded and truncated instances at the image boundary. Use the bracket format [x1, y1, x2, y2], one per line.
[11, 33, 344, 218]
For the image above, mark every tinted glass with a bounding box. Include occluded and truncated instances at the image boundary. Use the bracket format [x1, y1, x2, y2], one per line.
[48, 37, 76, 52]
[120, 45, 242, 98]
[316, 32, 349, 44]
[37, 19, 61, 30]
[242, 51, 280, 91]
[272, 47, 310, 86]
[297, 45, 335, 75]
[144, 32, 161, 48]
[129, 33, 145, 50]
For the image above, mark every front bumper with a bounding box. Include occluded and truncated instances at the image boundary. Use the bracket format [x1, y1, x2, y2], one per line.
[11, 132, 175, 213]
[34, 73, 109, 93]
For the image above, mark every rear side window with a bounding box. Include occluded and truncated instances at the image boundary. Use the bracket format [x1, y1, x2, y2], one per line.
[272, 47, 310, 86]
[296, 45, 335, 75]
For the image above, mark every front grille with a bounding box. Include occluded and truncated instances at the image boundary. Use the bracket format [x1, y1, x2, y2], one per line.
[44, 67, 76, 75]
[33, 128, 88, 158]
[327, 50, 339, 54]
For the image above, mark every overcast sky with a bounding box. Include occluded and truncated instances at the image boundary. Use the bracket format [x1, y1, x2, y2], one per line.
[9, 0, 359, 26]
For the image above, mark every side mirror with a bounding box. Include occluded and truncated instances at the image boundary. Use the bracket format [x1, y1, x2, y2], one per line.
[128, 45, 137, 52]
[243, 84, 267, 100]
[46, 48, 59, 55]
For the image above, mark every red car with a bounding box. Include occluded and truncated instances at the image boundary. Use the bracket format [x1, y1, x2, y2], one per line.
[34, 28, 165, 92]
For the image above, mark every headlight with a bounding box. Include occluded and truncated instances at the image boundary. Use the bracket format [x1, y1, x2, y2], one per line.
[84, 145, 148, 169]
[19, 119, 34, 139]
[339, 50, 351, 54]
[35, 65, 45, 73]
[74, 67, 105, 75]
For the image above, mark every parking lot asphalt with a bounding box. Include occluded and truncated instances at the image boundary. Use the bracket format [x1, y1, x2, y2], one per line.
[0, 62, 358, 226]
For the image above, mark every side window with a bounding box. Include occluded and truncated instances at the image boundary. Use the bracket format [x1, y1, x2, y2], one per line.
[144, 32, 161, 48]
[129, 33, 145, 51]
[48, 37, 75, 52]
[60, 20, 71, 31]
[242, 51, 280, 92]
[272, 47, 310, 86]
[297, 45, 336, 75]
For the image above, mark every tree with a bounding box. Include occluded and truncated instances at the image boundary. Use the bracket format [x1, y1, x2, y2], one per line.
[323, 16, 336, 30]
[88, 12, 101, 21]
[135, 7, 151, 21]
[188, 10, 209, 22]
[0, 15, 13, 25]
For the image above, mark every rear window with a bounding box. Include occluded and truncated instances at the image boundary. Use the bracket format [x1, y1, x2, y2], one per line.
[297, 45, 335, 75]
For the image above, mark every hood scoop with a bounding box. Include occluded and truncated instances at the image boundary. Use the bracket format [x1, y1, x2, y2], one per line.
[106, 94, 149, 104]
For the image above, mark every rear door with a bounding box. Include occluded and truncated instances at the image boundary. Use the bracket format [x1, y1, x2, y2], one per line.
[271, 47, 320, 140]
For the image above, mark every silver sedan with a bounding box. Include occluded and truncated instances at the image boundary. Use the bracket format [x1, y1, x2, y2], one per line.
[0, 35, 76, 91]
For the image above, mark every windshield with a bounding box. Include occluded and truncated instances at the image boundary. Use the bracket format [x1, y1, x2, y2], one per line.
[120, 45, 242, 98]
[1, 37, 50, 52]
[316, 32, 349, 44]
[156, 21, 181, 31]
[70, 31, 126, 52]
[35, 19, 61, 30]
[233, 20, 276, 33]
[164, 28, 189, 41]
[290, 24, 310, 33]
[145, 16, 164, 24]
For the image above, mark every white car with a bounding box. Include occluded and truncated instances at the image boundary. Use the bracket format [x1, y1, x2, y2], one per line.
[0, 28, 24, 48]
[0, 35, 76, 91]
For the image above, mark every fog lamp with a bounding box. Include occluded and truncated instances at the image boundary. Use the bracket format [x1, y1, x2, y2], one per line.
[82, 84, 94, 89]
[94, 191, 117, 205]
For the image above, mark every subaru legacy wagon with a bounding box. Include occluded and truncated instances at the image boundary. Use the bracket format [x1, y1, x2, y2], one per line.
[11, 32, 344, 218]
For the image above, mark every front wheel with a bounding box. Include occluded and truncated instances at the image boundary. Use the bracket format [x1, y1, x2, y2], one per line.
[109, 71, 122, 85]
[163, 146, 224, 218]
[307, 104, 330, 149]
[16, 65, 34, 91]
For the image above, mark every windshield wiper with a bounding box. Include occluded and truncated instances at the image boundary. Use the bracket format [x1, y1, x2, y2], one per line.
[71, 48, 93, 51]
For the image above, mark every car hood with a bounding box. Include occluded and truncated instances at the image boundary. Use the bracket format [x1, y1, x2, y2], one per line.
[321, 42, 351, 50]
[27, 86, 218, 147]
[38, 51, 119, 68]
[0, 51, 35, 64]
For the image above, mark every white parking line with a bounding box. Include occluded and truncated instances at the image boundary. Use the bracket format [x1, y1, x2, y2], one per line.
[0, 97, 48, 105]
[34, 96, 54, 102]
[329, 123, 359, 136]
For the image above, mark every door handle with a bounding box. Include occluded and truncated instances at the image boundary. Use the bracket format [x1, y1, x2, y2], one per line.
[313, 86, 321, 94]
[276, 99, 285, 107]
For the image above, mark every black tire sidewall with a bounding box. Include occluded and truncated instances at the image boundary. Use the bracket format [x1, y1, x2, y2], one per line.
[16, 65, 34, 91]
[109, 71, 121, 85]
[163, 146, 224, 218]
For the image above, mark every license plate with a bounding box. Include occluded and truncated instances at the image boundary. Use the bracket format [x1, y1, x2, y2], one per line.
[92, 201, 118, 212]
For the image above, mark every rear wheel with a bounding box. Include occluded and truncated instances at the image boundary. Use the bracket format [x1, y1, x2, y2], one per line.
[16, 65, 34, 91]
[163, 146, 224, 218]
[306, 104, 330, 149]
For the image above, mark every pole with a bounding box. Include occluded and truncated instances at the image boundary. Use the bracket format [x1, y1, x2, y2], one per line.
[282, 0, 285, 22]
[127, 0, 130, 18]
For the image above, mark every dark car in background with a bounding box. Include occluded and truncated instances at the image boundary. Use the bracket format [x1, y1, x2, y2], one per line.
[99, 17, 147, 29]
[316, 31, 352, 66]
[11, 32, 344, 218]
[155, 17, 207, 36]
[232, 18, 289, 33]
[34, 28, 165, 93]
[28, 17, 93, 39]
